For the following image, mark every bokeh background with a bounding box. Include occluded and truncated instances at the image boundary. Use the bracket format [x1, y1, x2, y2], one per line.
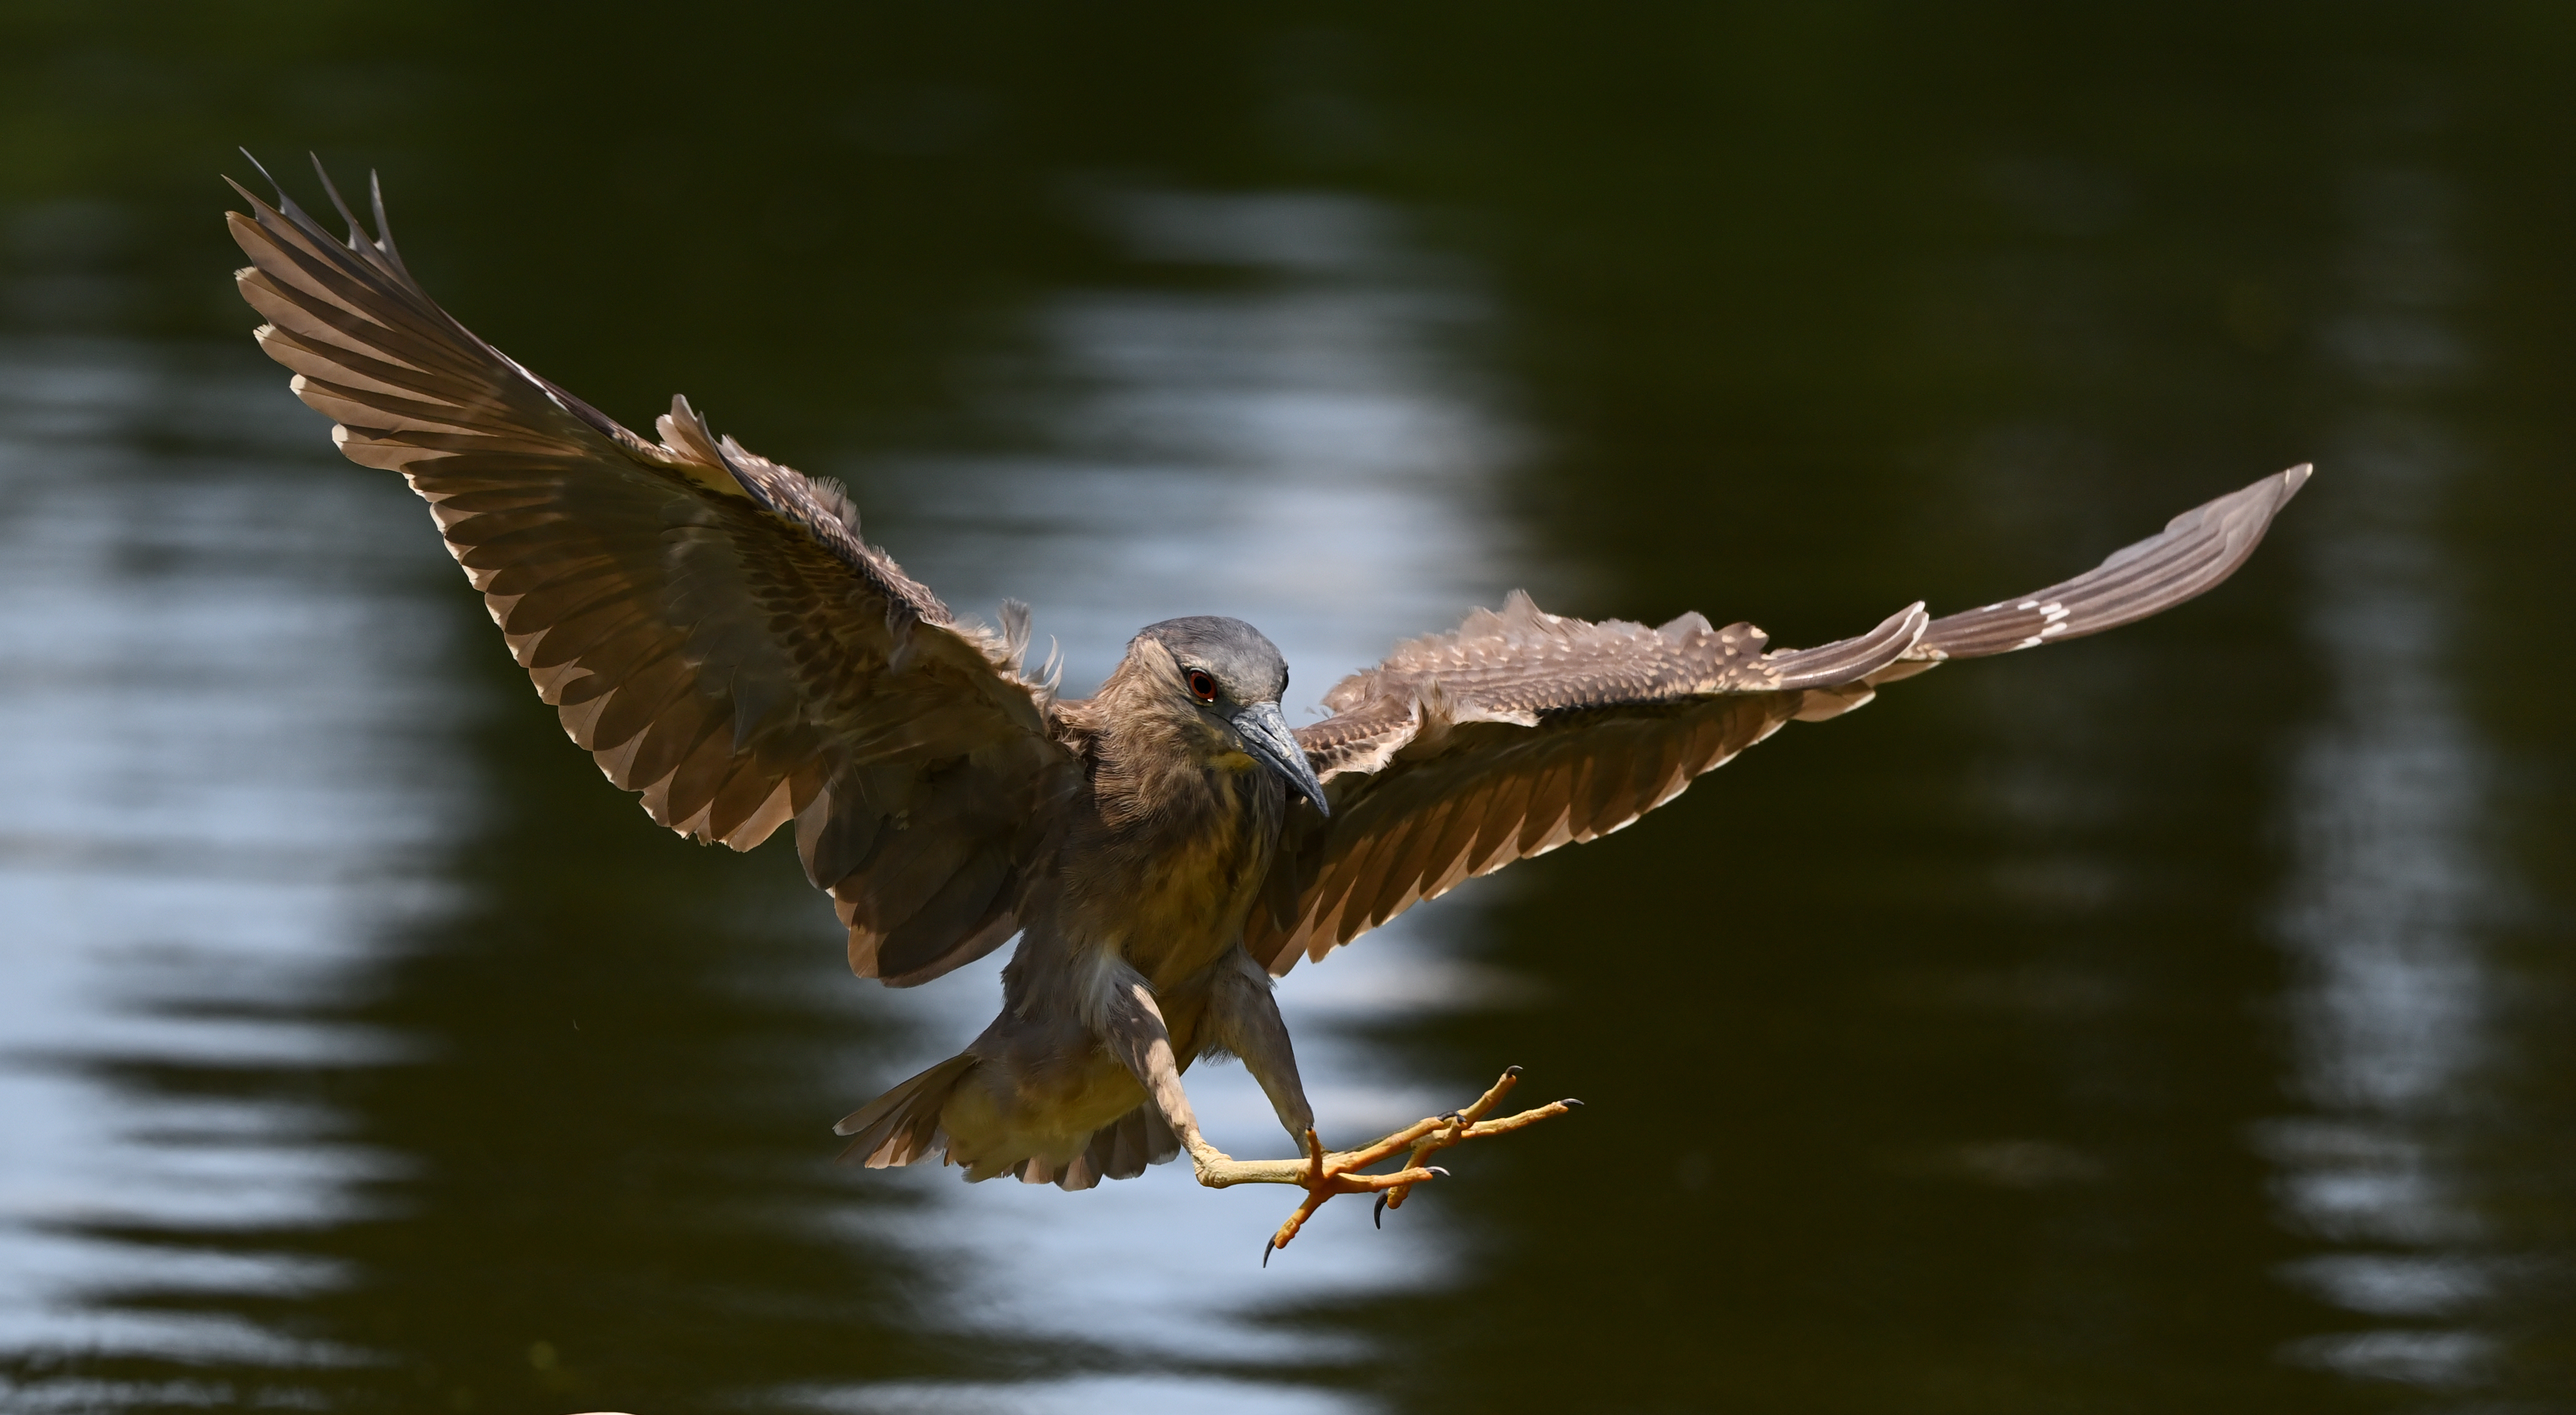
[3, 4, 2572, 1411]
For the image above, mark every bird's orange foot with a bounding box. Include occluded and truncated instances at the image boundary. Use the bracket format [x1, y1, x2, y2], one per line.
[1185, 1066, 1579, 1265]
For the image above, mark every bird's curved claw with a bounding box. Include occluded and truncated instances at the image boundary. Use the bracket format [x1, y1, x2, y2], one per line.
[1195, 1066, 1580, 1263]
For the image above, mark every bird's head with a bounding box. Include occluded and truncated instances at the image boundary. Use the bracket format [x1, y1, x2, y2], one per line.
[1130, 616, 1329, 817]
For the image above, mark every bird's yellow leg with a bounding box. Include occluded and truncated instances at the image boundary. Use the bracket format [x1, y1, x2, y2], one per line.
[1183, 1066, 1580, 1262]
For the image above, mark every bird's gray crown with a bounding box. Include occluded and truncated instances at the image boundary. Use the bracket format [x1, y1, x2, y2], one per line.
[1135, 616, 1289, 702]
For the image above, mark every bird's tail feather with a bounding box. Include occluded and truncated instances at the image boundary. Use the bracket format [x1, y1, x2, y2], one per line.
[999, 1101, 1182, 1191]
[1079, 1102, 1182, 1186]
[832, 1055, 1181, 1191]
[834, 1053, 978, 1168]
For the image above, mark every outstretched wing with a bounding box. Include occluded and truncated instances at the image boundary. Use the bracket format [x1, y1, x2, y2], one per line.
[228, 161, 1078, 987]
[1249, 466, 2310, 973]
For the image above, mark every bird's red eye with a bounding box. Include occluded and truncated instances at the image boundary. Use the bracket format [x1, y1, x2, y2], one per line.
[1186, 669, 1219, 702]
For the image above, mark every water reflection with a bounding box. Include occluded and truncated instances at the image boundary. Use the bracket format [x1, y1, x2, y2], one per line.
[0, 337, 470, 1364]
[2266, 135, 2509, 1391]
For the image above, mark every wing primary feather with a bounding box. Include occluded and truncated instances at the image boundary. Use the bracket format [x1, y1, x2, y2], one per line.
[365, 170, 414, 279]
[309, 153, 371, 253]
[1918, 465, 2307, 660]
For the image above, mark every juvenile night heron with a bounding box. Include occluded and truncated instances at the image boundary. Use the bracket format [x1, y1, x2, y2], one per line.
[226, 164, 2307, 1256]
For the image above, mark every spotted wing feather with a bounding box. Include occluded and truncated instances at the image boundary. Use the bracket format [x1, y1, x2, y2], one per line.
[1906, 465, 2310, 661]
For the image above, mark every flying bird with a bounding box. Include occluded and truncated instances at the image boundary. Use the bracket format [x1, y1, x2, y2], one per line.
[225, 161, 2308, 1257]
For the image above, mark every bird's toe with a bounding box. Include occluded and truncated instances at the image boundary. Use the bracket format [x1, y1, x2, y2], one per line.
[1246, 1066, 1580, 1262]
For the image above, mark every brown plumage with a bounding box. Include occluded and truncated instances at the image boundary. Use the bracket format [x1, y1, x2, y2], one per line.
[225, 160, 2308, 1246]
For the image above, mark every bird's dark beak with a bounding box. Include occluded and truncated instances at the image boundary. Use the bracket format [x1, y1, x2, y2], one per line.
[1231, 701, 1330, 818]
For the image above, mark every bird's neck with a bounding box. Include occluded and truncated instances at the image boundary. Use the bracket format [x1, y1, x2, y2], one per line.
[1095, 728, 1259, 836]
[1076, 663, 1260, 835]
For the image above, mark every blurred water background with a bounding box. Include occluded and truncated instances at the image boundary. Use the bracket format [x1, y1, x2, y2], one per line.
[1, 5, 2571, 1411]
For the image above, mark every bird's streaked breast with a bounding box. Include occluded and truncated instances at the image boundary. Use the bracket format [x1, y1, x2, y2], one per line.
[1094, 760, 1281, 992]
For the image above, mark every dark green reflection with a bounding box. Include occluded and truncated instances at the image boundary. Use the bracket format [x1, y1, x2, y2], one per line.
[5, 3, 2574, 1412]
